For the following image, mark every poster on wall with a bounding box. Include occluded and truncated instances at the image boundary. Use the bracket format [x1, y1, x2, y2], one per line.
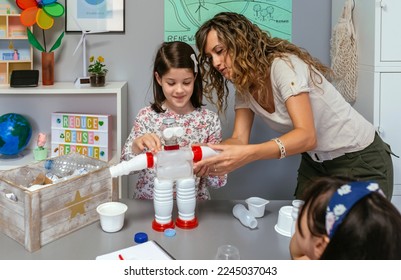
[65, 0, 125, 33]
[165, 0, 292, 45]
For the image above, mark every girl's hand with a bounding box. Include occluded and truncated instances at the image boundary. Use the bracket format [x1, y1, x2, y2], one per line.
[132, 133, 162, 154]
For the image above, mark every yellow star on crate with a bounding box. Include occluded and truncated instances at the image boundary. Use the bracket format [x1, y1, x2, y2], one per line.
[65, 190, 91, 219]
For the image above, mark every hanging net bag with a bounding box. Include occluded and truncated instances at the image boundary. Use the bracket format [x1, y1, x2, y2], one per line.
[330, 0, 358, 103]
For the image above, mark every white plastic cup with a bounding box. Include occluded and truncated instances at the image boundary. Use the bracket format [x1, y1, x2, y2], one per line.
[96, 202, 128, 233]
[274, 205, 293, 237]
[245, 197, 270, 218]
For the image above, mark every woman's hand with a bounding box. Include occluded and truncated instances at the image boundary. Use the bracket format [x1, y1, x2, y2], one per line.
[193, 143, 252, 176]
[194, 164, 210, 177]
[132, 133, 162, 154]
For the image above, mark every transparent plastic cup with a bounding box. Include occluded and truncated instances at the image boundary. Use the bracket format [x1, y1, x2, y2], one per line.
[215, 245, 240, 260]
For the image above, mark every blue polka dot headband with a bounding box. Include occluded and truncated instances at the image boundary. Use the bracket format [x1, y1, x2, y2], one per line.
[325, 181, 384, 239]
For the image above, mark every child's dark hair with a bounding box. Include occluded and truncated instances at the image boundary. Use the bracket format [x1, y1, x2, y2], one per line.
[298, 176, 401, 260]
[151, 41, 204, 113]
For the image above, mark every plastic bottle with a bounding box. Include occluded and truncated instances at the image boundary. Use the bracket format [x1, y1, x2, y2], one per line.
[232, 204, 258, 229]
[44, 154, 102, 178]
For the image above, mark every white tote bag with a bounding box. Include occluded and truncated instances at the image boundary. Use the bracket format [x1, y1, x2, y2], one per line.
[330, 0, 358, 103]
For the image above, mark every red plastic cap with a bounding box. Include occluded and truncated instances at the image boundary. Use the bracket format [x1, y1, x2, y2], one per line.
[192, 146, 202, 162]
[164, 145, 179, 151]
[176, 217, 198, 229]
[152, 219, 175, 232]
[146, 152, 154, 168]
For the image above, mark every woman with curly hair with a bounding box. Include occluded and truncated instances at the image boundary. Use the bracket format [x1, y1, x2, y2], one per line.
[194, 12, 394, 199]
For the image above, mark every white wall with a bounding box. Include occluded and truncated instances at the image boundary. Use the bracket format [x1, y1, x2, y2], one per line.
[9, 0, 332, 200]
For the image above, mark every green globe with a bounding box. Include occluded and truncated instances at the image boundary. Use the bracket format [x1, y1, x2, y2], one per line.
[0, 113, 32, 156]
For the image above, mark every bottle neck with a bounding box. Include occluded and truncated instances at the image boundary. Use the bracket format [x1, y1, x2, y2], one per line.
[164, 144, 179, 151]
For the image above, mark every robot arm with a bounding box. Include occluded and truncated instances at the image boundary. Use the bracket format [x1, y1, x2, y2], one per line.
[109, 146, 218, 178]
[109, 152, 154, 177]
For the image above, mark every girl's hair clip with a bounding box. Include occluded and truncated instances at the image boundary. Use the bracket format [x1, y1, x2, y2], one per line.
[190, 54, 198, 73]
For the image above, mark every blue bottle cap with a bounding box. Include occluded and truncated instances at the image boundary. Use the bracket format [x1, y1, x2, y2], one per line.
[164, 228, 176, 237]
[134, 232, 148, 244]
[44, 159, 54, 170]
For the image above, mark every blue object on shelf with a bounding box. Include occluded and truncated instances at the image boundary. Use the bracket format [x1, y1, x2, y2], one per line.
[2, 52, 15, 60]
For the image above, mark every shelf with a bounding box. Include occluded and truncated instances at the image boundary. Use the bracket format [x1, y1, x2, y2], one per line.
[0, 149, 119, 171]
[0, 13, 33, 85]
[0, 81, 128, 197]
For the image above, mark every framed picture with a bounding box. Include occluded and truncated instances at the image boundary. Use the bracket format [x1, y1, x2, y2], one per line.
[65, 0, 125, 33]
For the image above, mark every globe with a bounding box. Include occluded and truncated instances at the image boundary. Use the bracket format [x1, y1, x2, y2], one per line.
[0, 113, 32, 156]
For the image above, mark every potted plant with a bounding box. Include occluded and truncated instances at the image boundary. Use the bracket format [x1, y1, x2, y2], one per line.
[88, 55, 108, 87]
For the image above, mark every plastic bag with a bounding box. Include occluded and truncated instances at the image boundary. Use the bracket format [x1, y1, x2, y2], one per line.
[330, 0, 358, 103]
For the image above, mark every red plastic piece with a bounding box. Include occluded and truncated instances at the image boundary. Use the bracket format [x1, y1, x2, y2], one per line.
[152, 219, 175, 232]
[176, 217, 198, 229]
[164, 145, 179, 151]
[146, 152, 154, 168]
[192, 146, 202, 162]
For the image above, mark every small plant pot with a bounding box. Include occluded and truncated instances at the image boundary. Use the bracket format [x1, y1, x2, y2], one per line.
[90, 73, 106, 87]
[33, 147, 48, 161]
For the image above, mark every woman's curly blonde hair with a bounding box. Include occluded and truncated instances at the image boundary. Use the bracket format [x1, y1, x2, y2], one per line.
[195, 12, 332, 114]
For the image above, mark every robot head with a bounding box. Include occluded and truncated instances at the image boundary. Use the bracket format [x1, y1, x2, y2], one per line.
[161, 118, 184, 147]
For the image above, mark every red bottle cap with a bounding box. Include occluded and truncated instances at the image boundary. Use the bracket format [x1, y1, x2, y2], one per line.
[192, 146, 202, 162]
[176, 217, 198, 229]
[152, 219, 175, 232]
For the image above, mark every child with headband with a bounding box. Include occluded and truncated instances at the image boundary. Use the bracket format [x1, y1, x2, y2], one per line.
[290, 176, 401, 259]
[121, 41, 226, 200]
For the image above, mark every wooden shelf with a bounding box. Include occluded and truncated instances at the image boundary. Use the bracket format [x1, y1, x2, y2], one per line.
[0, 13, 33, 84]
[0, 81, 128, 197]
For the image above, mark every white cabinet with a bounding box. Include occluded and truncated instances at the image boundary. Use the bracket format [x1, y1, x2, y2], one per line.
[0, 81, 128, 197]
[332, 0, 401, 209]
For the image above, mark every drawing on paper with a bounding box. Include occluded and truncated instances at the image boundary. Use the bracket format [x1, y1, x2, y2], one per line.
[165, 0, 292, 44]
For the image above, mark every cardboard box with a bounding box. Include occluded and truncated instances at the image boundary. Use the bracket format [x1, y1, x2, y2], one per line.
[0, 153, 117, 252]
[51, 112, 112, 161]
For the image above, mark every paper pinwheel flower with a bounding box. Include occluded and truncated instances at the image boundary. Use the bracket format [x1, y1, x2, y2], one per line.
[16, 0, 65, 52]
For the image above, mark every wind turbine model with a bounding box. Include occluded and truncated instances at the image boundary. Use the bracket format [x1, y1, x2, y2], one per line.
[72, 18, 107, 87]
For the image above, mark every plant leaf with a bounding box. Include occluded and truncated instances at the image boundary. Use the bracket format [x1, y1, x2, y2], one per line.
[49, 31, 65, 52]
[26, 28, 45, 52]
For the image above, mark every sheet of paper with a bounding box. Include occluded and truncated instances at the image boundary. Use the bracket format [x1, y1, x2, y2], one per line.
[95, 240, 174, 260]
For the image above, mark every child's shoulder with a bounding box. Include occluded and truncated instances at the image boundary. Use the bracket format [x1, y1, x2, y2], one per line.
[136, 106, 156, 116]
[194, 107, 219, 118]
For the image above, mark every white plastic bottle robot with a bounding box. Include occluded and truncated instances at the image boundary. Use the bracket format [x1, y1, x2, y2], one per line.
[109, 118, 217, 231]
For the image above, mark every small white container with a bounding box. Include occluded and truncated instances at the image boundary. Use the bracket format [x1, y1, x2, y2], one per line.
[96, 202, 128, 233]
[275, 205, 293, 237]
[245, 197, 270, 218]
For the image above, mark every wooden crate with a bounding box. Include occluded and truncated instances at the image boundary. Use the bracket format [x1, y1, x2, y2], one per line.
[0, 154, 118, 252]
